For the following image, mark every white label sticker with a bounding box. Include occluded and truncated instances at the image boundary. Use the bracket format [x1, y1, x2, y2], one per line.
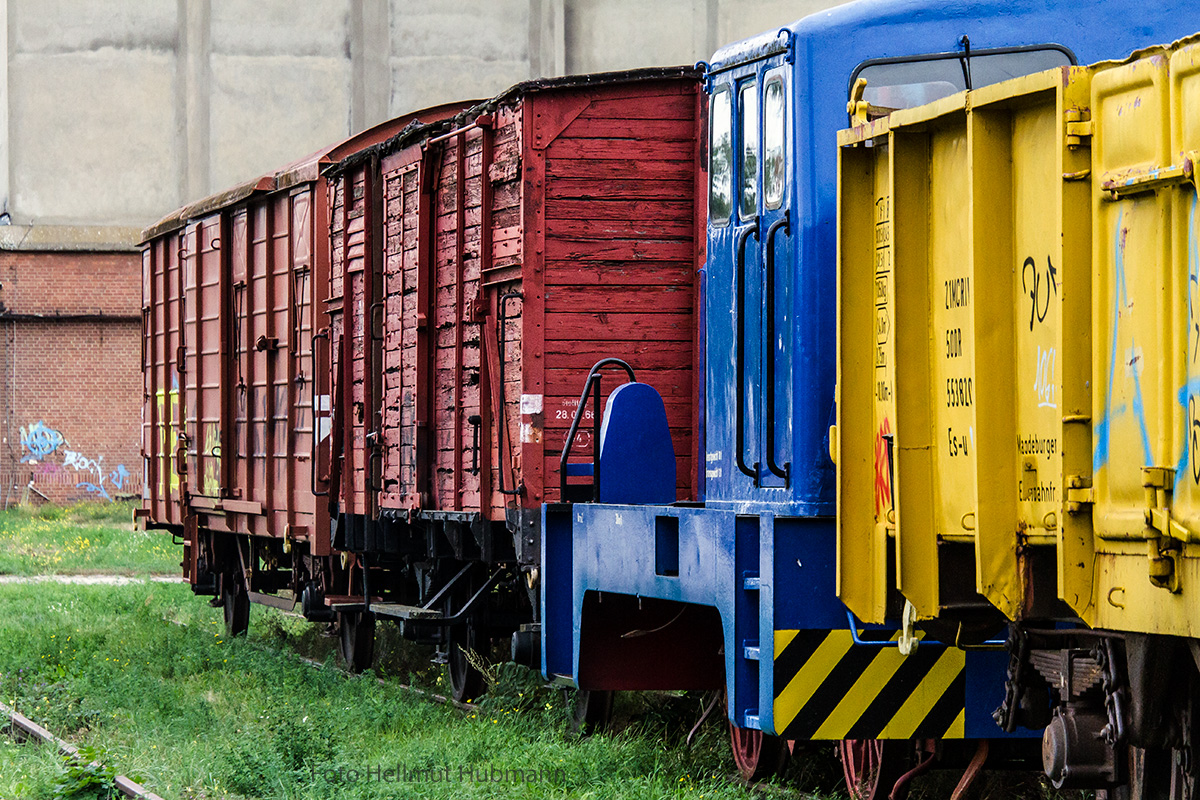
[520, 393, 543, 414]
[706, 451, 722, 462]
[520, 422, 541, 444]
[706, 467, 722, 479]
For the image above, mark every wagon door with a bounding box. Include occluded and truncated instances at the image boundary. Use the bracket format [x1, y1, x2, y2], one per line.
[706, 54, 794, 504]
[182, 215, 233, 503]
[331, 162, 385, 521]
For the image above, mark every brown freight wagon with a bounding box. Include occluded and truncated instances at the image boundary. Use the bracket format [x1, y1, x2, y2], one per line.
[322, 68, 704, 693]
[325, 67, 703, 559]
[138, 103, 469, 636]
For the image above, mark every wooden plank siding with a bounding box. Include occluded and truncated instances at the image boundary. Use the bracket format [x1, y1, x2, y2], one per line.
[536, 79, 701, 501]
[333, 72, 701, 523]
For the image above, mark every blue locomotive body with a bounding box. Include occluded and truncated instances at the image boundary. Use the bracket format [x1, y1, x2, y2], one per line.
[543, 0, 1200, 750]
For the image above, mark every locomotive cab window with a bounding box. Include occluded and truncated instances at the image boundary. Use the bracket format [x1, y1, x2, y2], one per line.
[763, 73, 786, 210]
[709, 85, 733, 226]
[739, 81, 758, 220]
[850, 44, 1074, 115]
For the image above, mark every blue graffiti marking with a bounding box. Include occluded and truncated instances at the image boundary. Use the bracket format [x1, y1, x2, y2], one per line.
[19, 420, 64, 463]
[1180, 192, 1200, 483]
[1094, 211, 1153, 472]
[109, 464, 130, 494]
[77, 482, 111, 501]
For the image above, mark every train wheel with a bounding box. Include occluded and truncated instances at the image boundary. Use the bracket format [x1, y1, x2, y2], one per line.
[571, 689, 614, 735]
[337, 609, 376, 673]
[839, 739, 907, 800]
[1125, 746, 1193, 800]
[730, 724, 790, 782]
[222, 570, 249, 638]
[447, 622, 486, 703]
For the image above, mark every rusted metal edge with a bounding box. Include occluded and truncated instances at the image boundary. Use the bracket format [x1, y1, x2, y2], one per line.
[140, 175, 275, 243]
[324, 65, 703, 179]
[1, 700, 167, 800]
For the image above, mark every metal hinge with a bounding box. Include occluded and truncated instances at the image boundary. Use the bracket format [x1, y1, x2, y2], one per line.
[1065, 109, 1093, 149]
[1141, 466, 1193, 593]
[1065, 474, 1094, 513]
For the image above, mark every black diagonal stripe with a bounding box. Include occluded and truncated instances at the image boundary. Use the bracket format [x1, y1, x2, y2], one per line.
[843, 646, 945, 740]
[773, 630, 830, 699]
[854, 628, 897, 643]
[780, 645, 880, 740]
[912, 669, 966, 739]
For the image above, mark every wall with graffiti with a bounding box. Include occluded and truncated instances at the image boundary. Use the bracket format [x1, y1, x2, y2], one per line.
[0, 250, 143, 505]
[17, 419, 135, 501]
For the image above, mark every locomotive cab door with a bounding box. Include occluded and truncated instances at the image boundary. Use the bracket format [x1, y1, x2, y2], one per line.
[707, 55, 794, 503]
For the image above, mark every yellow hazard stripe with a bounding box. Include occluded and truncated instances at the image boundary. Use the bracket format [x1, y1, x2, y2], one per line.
[772, 629, 967, 741]
[811, 631, 904, 739]
[945, 708, 966, 739]
[876, 647, 964, 739]
[774, 631, 853, 733]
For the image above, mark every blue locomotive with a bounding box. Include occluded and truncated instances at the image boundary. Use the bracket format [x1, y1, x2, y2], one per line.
[541, 2, 1200, 796]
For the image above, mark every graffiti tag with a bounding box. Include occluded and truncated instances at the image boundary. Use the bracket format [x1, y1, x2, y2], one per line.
[19, 420, 65, 463]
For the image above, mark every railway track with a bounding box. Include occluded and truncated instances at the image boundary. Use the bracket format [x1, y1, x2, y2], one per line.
[1, 700, 165, 800]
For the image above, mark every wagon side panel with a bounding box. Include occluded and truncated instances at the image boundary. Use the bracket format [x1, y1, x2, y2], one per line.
[536, 79, 701, 503]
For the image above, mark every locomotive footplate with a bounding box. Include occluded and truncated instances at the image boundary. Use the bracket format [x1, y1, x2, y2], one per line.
[543, 502, 1032, 741]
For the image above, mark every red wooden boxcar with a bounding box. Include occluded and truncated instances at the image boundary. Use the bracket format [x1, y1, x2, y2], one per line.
[139, 103, 468, 617]
[325, 68, 704, 564]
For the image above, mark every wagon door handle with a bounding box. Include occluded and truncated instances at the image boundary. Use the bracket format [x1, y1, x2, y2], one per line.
[735, 219, 760, 483]
[764, 211, 791, 485]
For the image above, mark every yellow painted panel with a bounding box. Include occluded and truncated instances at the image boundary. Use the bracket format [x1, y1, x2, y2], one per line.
[926, 124, 976, 551]
[836, 139, 893, 623]
[1091, 56, 1172, 538]
[892, 129, 939, 618]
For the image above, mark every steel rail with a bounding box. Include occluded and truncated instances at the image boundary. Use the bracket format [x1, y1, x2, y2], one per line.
[1, 700, 167, 800]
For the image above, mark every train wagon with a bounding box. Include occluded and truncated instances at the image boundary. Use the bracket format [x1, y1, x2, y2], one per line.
[837, 35, 1200, 795]
[321, 67, 704, 698]
[540, 2, 1200, 798]
[139, 102, 469, 639]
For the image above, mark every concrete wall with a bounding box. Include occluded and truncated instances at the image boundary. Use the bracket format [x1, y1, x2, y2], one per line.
[0, 0, 852, 250]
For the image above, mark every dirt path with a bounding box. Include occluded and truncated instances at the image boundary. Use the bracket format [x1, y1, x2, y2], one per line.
[0, 574, 182, 585]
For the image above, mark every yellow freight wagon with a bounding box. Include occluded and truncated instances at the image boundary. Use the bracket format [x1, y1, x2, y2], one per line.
[839, 37, 1200, 637]
[837, 36, 1200, 791]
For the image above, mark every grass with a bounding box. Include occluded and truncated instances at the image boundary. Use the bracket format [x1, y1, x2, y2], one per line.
[0, 581, 772, 799]
[0, 508, 1067, 800]
[0, 502, 180, 576]
[0, 508, 785, 799]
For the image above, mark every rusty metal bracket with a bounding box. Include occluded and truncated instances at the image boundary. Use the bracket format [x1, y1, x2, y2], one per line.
[1102, 150, 1200, 200]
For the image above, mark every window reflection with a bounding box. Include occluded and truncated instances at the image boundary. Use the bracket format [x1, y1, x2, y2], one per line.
[763, 77, 785, 210]
[709, 87, 733, 225]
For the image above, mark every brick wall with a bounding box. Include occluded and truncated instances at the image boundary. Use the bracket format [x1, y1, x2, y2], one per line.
[0, 251, 143, 505]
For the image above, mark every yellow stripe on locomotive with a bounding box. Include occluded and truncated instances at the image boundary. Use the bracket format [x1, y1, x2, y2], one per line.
[773, 629, 966, 741]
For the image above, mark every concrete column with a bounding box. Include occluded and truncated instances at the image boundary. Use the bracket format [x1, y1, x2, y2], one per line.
[180, 0, 211, 201]
[530, 0, 564, 79]
[352, 0, 390, 132]
[0, 0, 8, 221]
[701, 0, 719, 62]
